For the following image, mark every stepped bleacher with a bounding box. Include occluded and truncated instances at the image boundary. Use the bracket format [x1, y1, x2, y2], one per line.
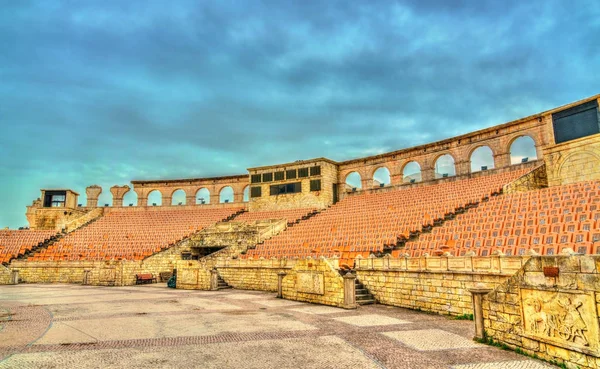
[0, 229, 58, 264]
[28, 207, 242, 261]
[244, 168, 531, 266]
[235, 208, 317, 225]
[407, 179, 600, 257]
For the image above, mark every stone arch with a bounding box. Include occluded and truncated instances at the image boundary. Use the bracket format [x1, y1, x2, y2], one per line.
[147, 190, 162, 206]
[508, 135, 538, 165]
[434, 153, 456, 178]
[401, 161, 422, 183]
[345, 171, 362, 191]
[171, 189, 186, 206]
[219, 186, 234, 203]
[97, 189, 113, 208]
[470, 145, 495, 173]
[123, 189, 138, 207]
[372, 166, 391, 187]
[195, 188, 210, 205]
[556, 151, 600, 185]
[243, 186, 250, 202]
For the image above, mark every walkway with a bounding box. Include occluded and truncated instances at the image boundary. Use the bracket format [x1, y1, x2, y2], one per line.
[0, 284, 553, 369]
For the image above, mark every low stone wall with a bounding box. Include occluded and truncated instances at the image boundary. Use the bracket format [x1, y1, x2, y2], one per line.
[175, 260, 211, 290]
[355, 255, 530, 315]
[0, 265, 11, 284]
[483, 255, 600, 369]
[216, 258, 296, 292]
[281, 258, 346, 308]
[6, 240, 191, 286]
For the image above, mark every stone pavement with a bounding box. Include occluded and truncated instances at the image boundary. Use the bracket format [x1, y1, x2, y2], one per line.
[0, 284, 554, 369]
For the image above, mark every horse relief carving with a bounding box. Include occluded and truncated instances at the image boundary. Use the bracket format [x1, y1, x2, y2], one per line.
[522, 290, 597, 350]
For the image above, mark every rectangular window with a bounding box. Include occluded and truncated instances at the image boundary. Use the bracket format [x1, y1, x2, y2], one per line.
[310, 166, 321, 176]
[51, 195, 66, 207]
[552, 100, 600, 144]
[274, 171, 284, 181]
[43, 190, 67, 208]
[251, 174, 262, 184]
[298, 168, 309, 178]
[286, 169, 297, 179]
[270, 182, 301, 196]
[262, 172, 273, 182]
[310, 179, 321, 191]
[250, 186, 262, 198]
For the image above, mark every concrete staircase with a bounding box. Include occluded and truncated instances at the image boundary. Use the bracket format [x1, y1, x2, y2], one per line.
[216, 274, 232, 290]
[355, 279, 375, 305]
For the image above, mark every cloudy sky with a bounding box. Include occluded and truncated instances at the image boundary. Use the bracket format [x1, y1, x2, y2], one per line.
[1, 0, 599, 228]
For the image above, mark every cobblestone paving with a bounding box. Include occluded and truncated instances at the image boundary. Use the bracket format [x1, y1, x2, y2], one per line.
[0, 284, 555, 369]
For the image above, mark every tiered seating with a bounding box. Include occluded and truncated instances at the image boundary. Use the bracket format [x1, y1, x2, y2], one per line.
[245, 168, 530, 266]
[29, 208, 242, 261]
[406, 179, 600, 257]
[235, 208, 317, 225]
[0, 230, 58, 264]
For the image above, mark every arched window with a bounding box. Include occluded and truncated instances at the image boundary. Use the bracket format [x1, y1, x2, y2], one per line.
[402, 162, 422, 183]
[345, 172, 362, 191]
[147, 190, 162, 206]
[171, 189, 186, 206]
[243, 186, 250, 202]
[97, 189, 113, 207]
[196, 188, 210, 204]
[372, 167, 391, 187]
[219, 186, 234, 203]
[470, 146, 495, 172]
[434, 154, 456, 179]
[510, 136, 537, 164]
[123, 190, 138, 207]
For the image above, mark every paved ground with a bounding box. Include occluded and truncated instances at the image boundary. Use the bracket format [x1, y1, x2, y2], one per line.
[0, 284, 554, 369]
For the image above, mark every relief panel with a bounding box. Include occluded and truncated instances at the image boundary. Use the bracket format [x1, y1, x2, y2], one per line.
[296, 271, 324, 295]
[521, 289, 599, 355]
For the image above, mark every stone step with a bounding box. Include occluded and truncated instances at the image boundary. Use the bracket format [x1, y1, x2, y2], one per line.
[355, 289, 369, 295]
[357, 299, 375, 305]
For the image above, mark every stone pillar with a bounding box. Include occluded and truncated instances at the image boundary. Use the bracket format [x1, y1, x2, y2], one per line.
[210, 268, 219, 291]
[83, 270, 91, 285]
[277, 272, 286, 298]
[186, 195, 196, 205]
[233, 191, 244, 204]
[494, 152, 511, 169]
[469, 283, 492, 340]
[343, 272, 357, 309]
[455, 160, 470, 176]
[138, 197, 148, 207]
[10, 270, 19, 285]
[162, 195, 171, 206]
[421, 166, 435, 182]
[210, 194, 220, 205]
[110, 185, 130, 207]
[86, 185, 102, 208]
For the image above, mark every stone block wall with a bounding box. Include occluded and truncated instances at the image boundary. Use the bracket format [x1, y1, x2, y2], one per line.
[355, 255, 529, 315]
[5, 238, 193, 286]
[0, 265, 11, 284]
[248, 160, 338, 211]
[216, 258, 295, 292]
[175, 260, 211, 290]
[503, 164, 548, 193]
[483, 255, 600, 369]
[281, 258, 345, 307]
[545, 133, 600, 187]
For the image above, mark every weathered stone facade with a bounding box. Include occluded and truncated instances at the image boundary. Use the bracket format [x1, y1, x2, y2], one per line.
[355, 255, 529, 315]
[483, 255, 600, 369]
[545, 133, 600, 187]
[248, 159, 338, 211]
[503, 163, 548, 193]
[281, 258, 346, 308]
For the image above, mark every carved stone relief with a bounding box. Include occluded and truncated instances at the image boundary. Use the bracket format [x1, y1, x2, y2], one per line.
[521, 289, 598, 354]
[297, 271, 324, 295]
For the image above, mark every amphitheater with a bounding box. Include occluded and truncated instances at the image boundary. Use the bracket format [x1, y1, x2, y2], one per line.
[1, 94, 600, 368]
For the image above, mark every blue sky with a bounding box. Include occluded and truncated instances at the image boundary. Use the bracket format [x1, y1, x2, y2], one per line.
[1, 1, 599, 228]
